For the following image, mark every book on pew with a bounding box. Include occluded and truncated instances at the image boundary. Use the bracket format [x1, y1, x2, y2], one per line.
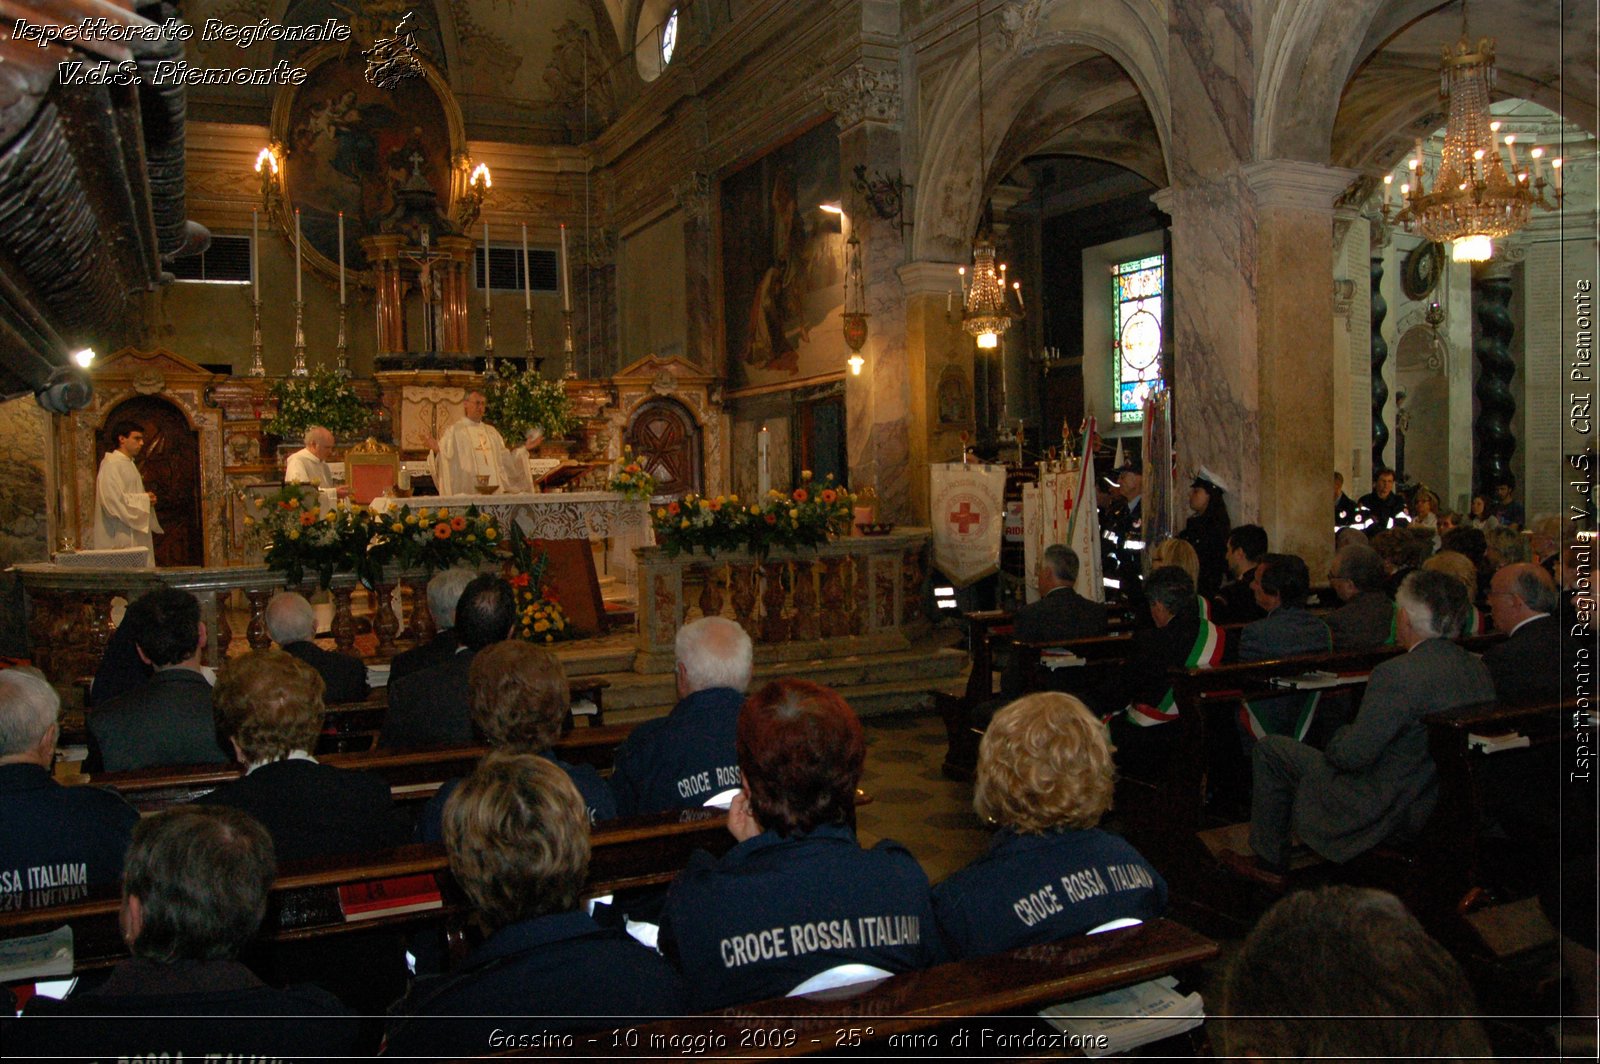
[0, 924, 74, 983]
[1040, 649, 1088, 669]
[1038, 976, 1205, 1057]
[1270, 670, 1358, 690]
[1467, 731, 1532, 754]
[337, 874, 444, 922]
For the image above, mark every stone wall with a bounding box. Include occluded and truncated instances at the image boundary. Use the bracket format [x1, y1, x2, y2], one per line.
[0, 396, 48, 654]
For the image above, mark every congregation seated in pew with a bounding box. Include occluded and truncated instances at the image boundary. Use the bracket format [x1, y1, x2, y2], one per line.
[387, 566, 476, 685]
[0, 668, 138, 904]
[416, 640, 616, 843]
[265, 590, 369, 704]
[380, 574, 518, 749]
[1323, 543, 1396, 651]
[385, 754, 687, 1057]
[998, 545, 1107, 700]
[933, 693, 1166, 958]
[87, 587, 229, 772]
[196, 649, 407, 864]
[658, 678, 945, 1010]
[4, 805, 358, 1060]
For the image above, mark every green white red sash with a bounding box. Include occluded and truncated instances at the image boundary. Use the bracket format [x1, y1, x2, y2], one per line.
[1124, 618, 1225, 727]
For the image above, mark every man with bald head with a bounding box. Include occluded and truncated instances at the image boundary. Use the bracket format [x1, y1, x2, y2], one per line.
[284, 425, 336, 489]
[611, 616, 753, 816]
[423, 390, 539, 495]
[1483, 562, 1562, 707]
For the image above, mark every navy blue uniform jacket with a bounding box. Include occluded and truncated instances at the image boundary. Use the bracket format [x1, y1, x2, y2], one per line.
[610, 686, 744, 817]
[0, 763, 138, 904]
[658, 823, 944, 1010]
[417, 753, 617, 840]
[931, 828, 1166, 959]
[384, 909, 687, 1057]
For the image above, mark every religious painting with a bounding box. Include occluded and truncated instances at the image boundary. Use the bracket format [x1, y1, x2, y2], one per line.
[720, 120, 846, 390]
[937, 368, 972, 426]
[267, 43, 465, 278]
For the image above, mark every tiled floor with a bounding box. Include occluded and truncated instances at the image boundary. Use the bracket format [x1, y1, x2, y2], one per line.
[855, 712, 991, 885]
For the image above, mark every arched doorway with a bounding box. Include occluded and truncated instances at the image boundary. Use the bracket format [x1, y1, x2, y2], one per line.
[626, 398, 702, 497]
[98, 396, 202, 566]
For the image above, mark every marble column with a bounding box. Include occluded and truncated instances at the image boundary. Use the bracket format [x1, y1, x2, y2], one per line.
[829, 62, 912, 522]
[674, 172, 716, 372]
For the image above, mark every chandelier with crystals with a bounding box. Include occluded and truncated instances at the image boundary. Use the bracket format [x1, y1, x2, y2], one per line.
[1383, 10, 1563, 262]
[958, 4, 1022, 348]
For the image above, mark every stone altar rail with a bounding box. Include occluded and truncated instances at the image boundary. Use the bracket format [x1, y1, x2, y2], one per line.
[13, 562, 470, 687]
[633, 529, 930, 672]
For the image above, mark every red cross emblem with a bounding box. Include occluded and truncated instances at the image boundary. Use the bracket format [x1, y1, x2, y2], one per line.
[949, 501, 982, 533]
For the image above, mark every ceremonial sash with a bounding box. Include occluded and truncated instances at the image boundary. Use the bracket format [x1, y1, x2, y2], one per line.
[1123, 618, 1225, 727]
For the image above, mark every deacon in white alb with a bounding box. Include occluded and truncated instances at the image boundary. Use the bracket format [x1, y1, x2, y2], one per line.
[424, 390, 538, 496]
[92, 420, 162, 557]
[284, 425, 337, 488]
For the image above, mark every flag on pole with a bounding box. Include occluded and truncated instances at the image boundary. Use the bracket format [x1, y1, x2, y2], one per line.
[930, 462, 1007, 587]
[1067, 418, 1104, 603]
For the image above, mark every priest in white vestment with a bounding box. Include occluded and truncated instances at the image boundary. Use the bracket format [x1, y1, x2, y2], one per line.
[284, 425, 337, 489]
[92, 421, 162, 558]
[424, 390, 537, 495]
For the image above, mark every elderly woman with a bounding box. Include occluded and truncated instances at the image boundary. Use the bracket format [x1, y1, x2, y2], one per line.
[385, 754, 686, 1055]
[658, 679, 943, 1009]
[417, 641, 615, 844]
[932, 693, 1166, 958]
[198, 650, 404, 863]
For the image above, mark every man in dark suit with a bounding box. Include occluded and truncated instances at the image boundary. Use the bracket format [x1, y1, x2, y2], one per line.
[1224, 571, 1495, 886]
[1324, 543, 1396, 651]
[1000, 545, 1108, 698]
[1237, 554, 1332, 740]
[88, 588, 229, 771]
[387, 567, 476, 685]
[1484, 562, 1561, 707]
[379, 574, 517, 749]
[1212, 524, 1268, 624]
[265, 592, 368, 704]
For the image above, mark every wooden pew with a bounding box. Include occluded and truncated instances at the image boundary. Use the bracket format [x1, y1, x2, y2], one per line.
[494, 918, 1218, 1058]
[316, 677, 613, 754]
[0, 808, 735, 980]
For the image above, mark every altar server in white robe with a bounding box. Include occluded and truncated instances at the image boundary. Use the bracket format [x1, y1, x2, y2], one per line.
[92, 420, 162, 557]
[284, 425, 337, 488]
[423, 390, 537, 495]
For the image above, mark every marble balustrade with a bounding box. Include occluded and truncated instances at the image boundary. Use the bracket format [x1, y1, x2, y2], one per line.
[632, 529, 930, 671]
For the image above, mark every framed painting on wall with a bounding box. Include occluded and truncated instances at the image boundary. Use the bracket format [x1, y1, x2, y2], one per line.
[720, 119, 846, 390]
[264, 43, 467, 280]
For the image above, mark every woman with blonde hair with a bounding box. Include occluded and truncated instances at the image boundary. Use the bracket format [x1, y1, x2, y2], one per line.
[932, 692, 1166, 958]
[1151, 538, 1212, 620]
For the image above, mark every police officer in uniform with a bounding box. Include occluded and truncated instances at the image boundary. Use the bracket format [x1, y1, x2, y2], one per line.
[934, 693, 1165, 957]
[611, 616, 752, 816]
[658, 680, 944, 1009]
[1101, 463, 1145, 609]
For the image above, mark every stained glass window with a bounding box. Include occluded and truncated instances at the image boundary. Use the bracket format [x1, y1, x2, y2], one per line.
[1112, 254, 1165, 423]
[661, 9, 679, 65]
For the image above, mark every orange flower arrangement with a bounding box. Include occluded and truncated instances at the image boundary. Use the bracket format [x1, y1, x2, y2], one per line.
[433, 523, 452, 539]
[450, 515, 468, 531]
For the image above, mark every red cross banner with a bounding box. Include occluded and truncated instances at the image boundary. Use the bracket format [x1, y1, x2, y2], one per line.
[930, 462, 1008, 587]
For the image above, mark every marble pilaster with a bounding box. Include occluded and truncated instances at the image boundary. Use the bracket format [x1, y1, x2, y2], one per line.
[673, 172, 716, 372]
[900, 260, 972, 522]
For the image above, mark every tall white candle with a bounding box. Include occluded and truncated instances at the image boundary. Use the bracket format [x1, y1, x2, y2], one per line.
[758, 426, 771, 497]
[294, 209, 302, 303]
[252, 209, 259, 301]
[484, 220, 491, 312]
[560, 223, 571, 312]
[522, 223, 531, 312]
[338, 211, 346, 305]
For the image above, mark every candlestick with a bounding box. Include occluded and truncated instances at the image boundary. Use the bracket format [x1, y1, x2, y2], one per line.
[522, 223, 532, 312]
[294, 209, 302, 304]
[252, 208, 260, 301]
[1551, 158, 1563, 191]
[338, 211, 346, 305]
[483, 219, 491, 313]
[1531, 147, 1546, 181]
[559, 223, 571, 312]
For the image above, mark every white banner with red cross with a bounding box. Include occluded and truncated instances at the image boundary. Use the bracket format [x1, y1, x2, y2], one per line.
[930, 462, 1008, 588]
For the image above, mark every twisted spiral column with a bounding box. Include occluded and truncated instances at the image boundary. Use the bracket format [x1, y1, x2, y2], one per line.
[1472, 269, 1517, 492]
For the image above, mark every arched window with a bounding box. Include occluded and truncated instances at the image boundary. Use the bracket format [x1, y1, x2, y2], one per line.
[660, 8, 679, 66]
[1112, 254, 1164, 423]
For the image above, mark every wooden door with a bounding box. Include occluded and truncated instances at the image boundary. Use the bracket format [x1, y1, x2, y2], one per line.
[626, 399, 701, 498]
[98, 397, 203, 567]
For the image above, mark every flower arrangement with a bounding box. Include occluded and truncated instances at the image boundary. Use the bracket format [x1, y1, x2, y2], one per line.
[651, 474, 857, 558]
[607, 445, 657, 500]
[506, 532, 578, 643]
[367, 503, 502, 577]
[265, 367, 372, 440]
[485, 364, 576, 443]
[247, 484, 367, 588]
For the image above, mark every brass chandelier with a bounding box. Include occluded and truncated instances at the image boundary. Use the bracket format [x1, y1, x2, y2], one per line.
[959, 3, 1022, 348]
[1384, 6, 1562, 262]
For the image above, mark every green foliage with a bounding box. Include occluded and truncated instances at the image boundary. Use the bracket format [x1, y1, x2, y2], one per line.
[265, 368, 372, 440]
[651, 475, 857, 558]
[485, 365, 576, 442]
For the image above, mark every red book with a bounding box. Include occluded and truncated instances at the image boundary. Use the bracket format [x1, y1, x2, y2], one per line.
[337, 874, 443, 921]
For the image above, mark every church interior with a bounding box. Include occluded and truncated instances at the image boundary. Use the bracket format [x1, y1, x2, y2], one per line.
[0, 0, 1595, 1055]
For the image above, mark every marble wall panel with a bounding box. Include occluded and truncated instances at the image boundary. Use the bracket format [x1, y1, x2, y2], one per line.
[1168, 0, 1253, 183]
[0, 397, 49, 653]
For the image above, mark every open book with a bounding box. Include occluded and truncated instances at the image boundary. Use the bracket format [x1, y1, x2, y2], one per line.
[1038, 976, 1205, 1057]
